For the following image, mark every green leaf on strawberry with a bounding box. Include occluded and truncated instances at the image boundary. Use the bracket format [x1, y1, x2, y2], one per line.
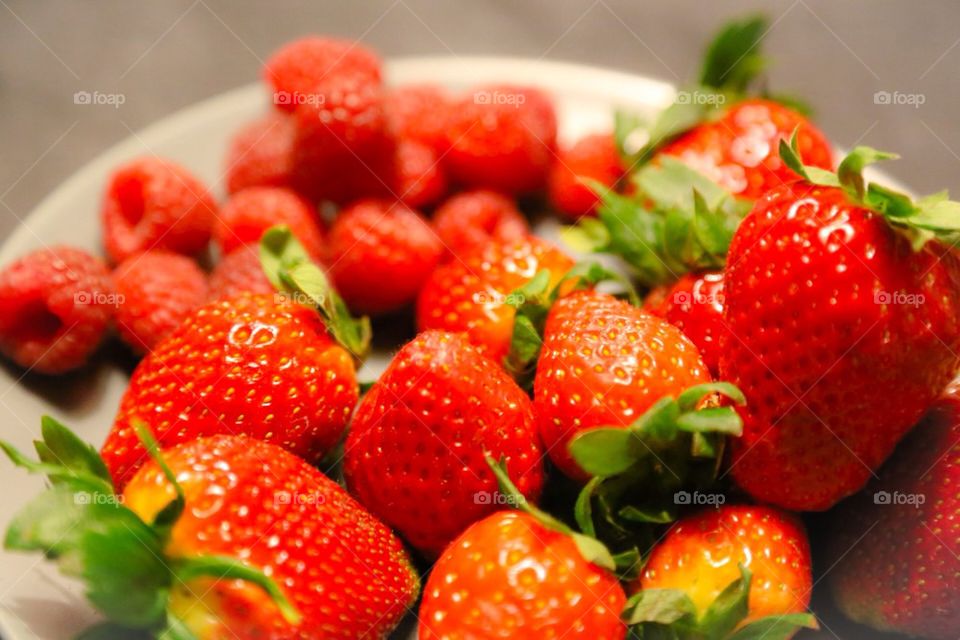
[260, 225, 372, 362]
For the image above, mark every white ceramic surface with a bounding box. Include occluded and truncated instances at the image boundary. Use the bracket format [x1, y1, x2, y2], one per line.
[0, 57, 677, 640]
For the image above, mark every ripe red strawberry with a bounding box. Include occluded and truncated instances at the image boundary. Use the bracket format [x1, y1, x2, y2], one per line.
[3, 422, 418, 639]
[645, 271, 726, 376]
[829, 381, 960, 638]
[431, 189, 529, 261]
[444, 85, 557, 194]
[418, 510, 627, 639]
[535, 289, 710, 479]
[326, 199, 442, 315]
[224, 112, 295, 194]
[264, 36, 382, 112]
[0, 246, 114, 374]
[344, 330, 544, 556]
[290, 74, 394, 205]
[101, 292, 359, 489]
[631, 505, 815, 638]
[658, 98, 833, 200]
[417, 237, 573, 364]
[548, 132, 625, 219]
[385, 84, 450, 154]
[209, 246, 275, 301]
[721, 144, 960, 510]
[113, 250, 208, 353]
[101, 157, 218, 264]
[391, 139, 447, 209]
[214, 187, 325, 258]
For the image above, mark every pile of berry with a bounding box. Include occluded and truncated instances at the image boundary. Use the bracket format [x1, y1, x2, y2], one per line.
[1, 16, 959, 640]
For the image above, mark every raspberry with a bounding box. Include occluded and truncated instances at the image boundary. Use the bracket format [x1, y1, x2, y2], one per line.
[444, 85, 557, 194]
[209, 247, 275, 301]
[113, 251, 208, 353]
[432, 190, 529, 260]
[101, 157, 217, 264]
[264, 36, 382, 113]
[548, 133, 624, 219]
[0, 246, 114, 374]
[385, 84, 450, 154]
[392, 140, 446, 209]
[215, 187, 325, 258]
[326, 199, 442, 315]
[290, 74, 394, 204]
[224, 112, 295, 194]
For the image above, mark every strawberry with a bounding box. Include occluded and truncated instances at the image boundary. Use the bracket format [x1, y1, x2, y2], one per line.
[828, 381, 960, 638]
[534, 289, 712, 479]
[431, 189, 529, 261]
[385, 84, 451, 154]
[444, 85, 557, 194]
[344, 330, 544, 556]
[418, 462, 627, 639]
[103, 228, 370, 489]
[113, 250, 209, 353]
[214, 187, 325, 258]
[416, 236, 574, 364]
[326, 199, 443, 315]
[548, 132, 625, 219]
[2, 420, 418, 639]
[224, 112, 295, 194]
[209, 246, 275, 301]
[720, 142, 960, 510]
[645, 270, 726, 376]
[627, 505, 816, 639]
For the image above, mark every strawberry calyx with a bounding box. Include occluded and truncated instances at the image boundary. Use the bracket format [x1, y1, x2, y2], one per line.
[260, 225, 372, 362]
[485, 454, 620, 573]
[779, 131, 960, 249]
[504, 261, 638, 389]
[0, 417, 301, 639]
[624, 564, 819, 639]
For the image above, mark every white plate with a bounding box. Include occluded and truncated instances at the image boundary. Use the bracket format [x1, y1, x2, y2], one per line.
[0, 56, 679, 640]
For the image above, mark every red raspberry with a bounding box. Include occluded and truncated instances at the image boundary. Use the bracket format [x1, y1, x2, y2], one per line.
[548, 132, 624, 219]
[264, 36, 382, 113]
[385, 84, 450, 154]
[214, 187, 325, 258]
[113, 251, 208, 353]
[101, 157, 217, 264]
[209, 246, 275, 301]
[290, 74, 394, 204]
[432, 190, 529, 261]
[224, 112, 295, 194]
[444, 85, 557, 194]
[392, 140, 446, 209]
[0, 246, 114, 374]
[326, 199, 442, 315]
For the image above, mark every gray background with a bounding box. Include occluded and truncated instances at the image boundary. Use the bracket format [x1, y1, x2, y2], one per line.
[2, 0, 960, 239]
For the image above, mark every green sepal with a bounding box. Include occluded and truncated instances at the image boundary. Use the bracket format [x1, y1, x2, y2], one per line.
[260, 225, 371, 362]
[157, 615, 200, 640]
[624, 589, 699, 629]
[75, 623, 154, 640]
[697, 564, 752, 639]
[485, 454, 616, 572]
[727, 613, 819, 640]
[618, 505, 675, 524]
[132, 420, 184, 534]
[698, 15, 768, 93]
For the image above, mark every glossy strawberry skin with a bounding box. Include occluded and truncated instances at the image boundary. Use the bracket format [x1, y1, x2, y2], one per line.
[534, 290, 711, 479]
[721, 182, 960, 510]
[102, 293, 358, 490]
[214, 187, 325, 259]
[344, 331, 544, 557]
[123, 435, 418, 640]
[416, 237, 574, 364]
[431, 189, 529, 262]
[640, 505, 811, 630]
[645, 271, 726, 376]
[829, 382, 960, 639]
[548, 132, 624, 219]
[418, 511, 627, 640]
[659, 99, 833, 200]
